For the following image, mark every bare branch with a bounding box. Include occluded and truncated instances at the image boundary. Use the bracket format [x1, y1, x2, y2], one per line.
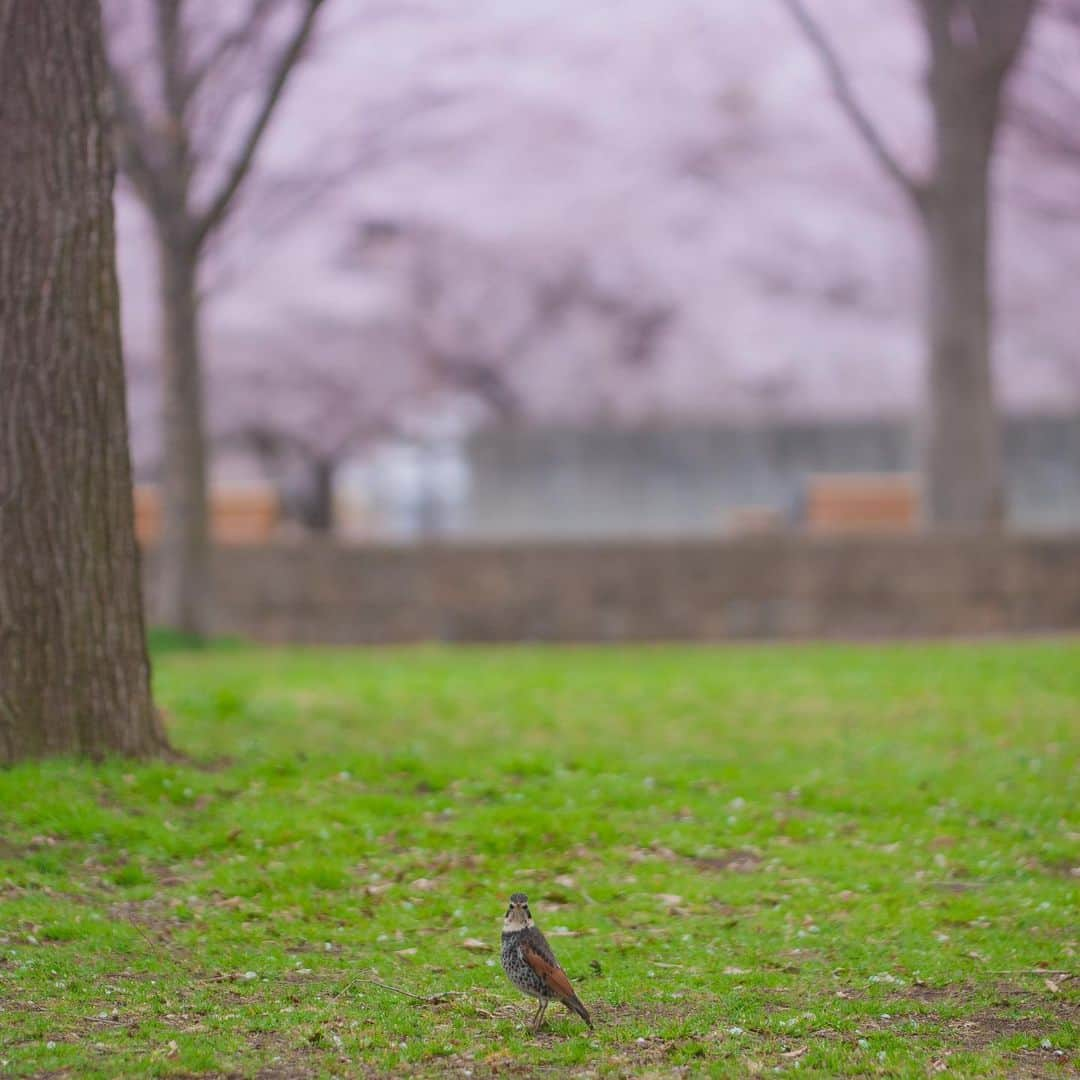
[333, 974, 466, 1005]
[107, 63, 166, 209]
[913, 0, 1041, 73]
[433, 356, 521, 418]
[1015, 102, 1080, 159]
[201, 85, 461, 290]
[910, 0, 950, 55]
[230, 422, 319, 463]
[153, 0, 188, 122]
[966, 0, 1041, 69]
[1008, 0, 1080, 161]
[780, 0, 929, 214]
[192, 0, 326, 246]
[185, 0, 280, 91]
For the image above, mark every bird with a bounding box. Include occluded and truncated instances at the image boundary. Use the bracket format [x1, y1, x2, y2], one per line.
[500, 891, 592, 1033]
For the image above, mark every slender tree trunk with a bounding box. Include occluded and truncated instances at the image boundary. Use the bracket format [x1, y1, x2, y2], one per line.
[306, 458, 335, 532]
[155, 230, 211, 635]
[0, 0, 166, 763]
[920, 65, 1005, 527]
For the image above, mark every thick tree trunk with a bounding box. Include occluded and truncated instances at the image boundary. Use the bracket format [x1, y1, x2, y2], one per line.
[0, 0, 166, 763]
[155, 232, 211, 635]
[782, 1, 1037, 528]
[914, 0, 1044, 529]
[920, 65, 1005, 527]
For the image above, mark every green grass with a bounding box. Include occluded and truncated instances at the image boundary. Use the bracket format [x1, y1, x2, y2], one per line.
[1, 640, 1077, 1077]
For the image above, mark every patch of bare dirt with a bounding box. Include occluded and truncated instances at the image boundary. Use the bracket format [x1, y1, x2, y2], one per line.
[880, 986, 1078, 1079]
[244, 1032, 332, 1079]
[947, 1007, 1074, 1050]
[942, 1004, 1077, 1078]
[625, 842, 764, 876]
[692, 849, 763, 873]
[1032, 856, 1080, 879]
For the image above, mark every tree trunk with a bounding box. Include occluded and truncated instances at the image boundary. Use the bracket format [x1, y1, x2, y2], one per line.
[0, 0, 166, 763]
[782, 0, 1037, 526]
[155, 232, 211, 635]
[305, 458, 335, 533]
[920, 61, 1007, 527]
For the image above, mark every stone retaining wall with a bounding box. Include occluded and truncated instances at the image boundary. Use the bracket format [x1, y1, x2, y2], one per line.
[143, 534, 1080, 643]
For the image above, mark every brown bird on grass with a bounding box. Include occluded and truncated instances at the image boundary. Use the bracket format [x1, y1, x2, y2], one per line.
[500, 892, 592, 1032]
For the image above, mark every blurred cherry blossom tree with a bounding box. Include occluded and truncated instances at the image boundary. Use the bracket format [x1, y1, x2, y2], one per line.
[212, 316, 427, 532]
[190, 218, 677, 533]
[111, 0, 1080, 550]
[104, 0, 331, 634]
[397, 223, 677, 422]
[782, 0, 1041, 526]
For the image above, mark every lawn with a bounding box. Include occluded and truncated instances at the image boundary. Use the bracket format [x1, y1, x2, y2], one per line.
[0, 640, 1077, 1077]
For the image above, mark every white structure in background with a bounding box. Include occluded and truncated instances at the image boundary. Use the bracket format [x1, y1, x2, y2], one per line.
[337, 424, 471, 543]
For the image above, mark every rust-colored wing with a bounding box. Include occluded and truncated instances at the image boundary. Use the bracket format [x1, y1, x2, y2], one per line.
[521, 940, 577, 999]
[521, 940, 592, 1026]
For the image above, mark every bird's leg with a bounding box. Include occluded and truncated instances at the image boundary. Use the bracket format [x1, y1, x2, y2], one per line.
[533, 999, 549, 1033]
[530, 999, 544, 1032]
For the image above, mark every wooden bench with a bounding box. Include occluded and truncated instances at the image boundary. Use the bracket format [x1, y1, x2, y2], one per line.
[804, 473, 919, 533]
[135, 487, 279, 545]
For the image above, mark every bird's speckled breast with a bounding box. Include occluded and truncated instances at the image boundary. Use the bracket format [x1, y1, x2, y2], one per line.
[501, 929, 548, 999]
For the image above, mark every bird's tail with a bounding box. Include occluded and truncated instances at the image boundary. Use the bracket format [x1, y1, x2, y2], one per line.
[562, 992, 592, 1028]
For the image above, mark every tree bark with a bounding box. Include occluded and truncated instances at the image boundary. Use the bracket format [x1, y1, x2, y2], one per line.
[921, 63, 1005, 526]
[155, 230, 211, 634]
[0, 0, 166, 763]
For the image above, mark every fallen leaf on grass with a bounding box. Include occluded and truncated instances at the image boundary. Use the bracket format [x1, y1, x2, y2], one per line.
[153, 1040, 180, 1059]
[780, 1046, 808, 1060]
[461, 938, 489, 952]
